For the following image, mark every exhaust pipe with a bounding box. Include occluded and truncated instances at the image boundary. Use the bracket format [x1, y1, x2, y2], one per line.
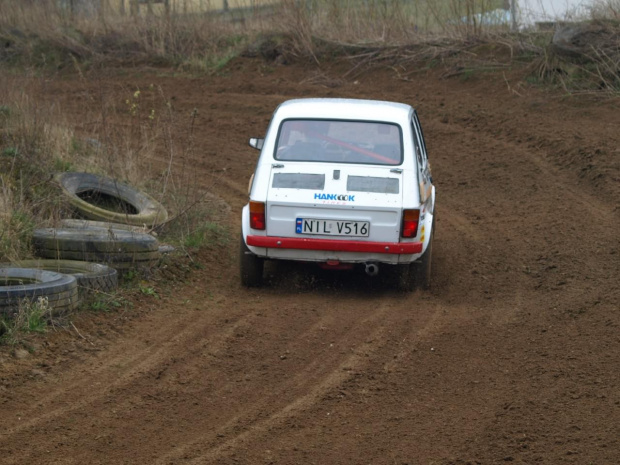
[365, 263, 379, 277]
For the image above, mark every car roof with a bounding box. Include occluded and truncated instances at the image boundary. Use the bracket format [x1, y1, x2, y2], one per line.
[275, 98, 413, 123]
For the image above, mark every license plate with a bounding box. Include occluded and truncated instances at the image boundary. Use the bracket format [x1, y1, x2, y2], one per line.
[296, 218, 369, 237]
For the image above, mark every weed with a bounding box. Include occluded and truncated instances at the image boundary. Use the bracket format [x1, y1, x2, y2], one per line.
[2, 147, 19, 157]
[460, 68, 476, 81]
[139, 284, 159, 298]
[90, 299, 109, 312]
[123, 270, 138, 283]
[208, 51, 239, 73]
[89, 293, 126, 312]
[183, 221, 230, 249]
[525, 74, 541, 85]
[53, 158, 73, 172]
[0, 296, 51, 345]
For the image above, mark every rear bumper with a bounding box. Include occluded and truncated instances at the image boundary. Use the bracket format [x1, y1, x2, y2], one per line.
[246, 235, 422, 255]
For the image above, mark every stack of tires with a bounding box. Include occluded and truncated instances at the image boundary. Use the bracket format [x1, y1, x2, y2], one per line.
[32, 227, 161, 274]
[0, 172, 168, 317]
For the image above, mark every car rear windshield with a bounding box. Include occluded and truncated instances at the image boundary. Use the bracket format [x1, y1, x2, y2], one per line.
[274, 119, 403, 166]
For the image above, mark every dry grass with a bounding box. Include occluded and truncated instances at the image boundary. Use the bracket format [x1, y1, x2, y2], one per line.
[0, 79, 76, 262]
[590, 0, 620, 19]
[1, 0, 616, 82]
[0, 0, 516, 71]
[0, 68, 223, 265]
[0, 296, 51, 345]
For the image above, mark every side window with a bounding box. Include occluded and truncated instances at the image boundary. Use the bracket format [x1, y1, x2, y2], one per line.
[412, 111, 433, 186]
[413, 111, 428, 160]
[410, 120, 425, 168]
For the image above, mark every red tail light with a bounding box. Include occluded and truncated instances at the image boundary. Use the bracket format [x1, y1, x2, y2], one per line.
[249, 201, 266, 230]
[401, 209, 420, 238]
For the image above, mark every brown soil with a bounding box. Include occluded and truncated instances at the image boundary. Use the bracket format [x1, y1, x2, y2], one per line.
[1, 55, 619, 464]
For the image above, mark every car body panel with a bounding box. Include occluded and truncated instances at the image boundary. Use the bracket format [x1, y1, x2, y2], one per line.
[242, 98, 435, 268]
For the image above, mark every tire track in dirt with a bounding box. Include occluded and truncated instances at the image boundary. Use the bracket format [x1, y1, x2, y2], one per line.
[1, 279, 442, 464]
[428, 112, 618, 275]
[438, 111, 618, 221]
[0, 274, 258, 439]
[156, 294, 447, 464]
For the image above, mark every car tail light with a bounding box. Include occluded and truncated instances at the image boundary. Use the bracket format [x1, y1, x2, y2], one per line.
[249, 201, 266, 230]
[401, 209, 420, 238]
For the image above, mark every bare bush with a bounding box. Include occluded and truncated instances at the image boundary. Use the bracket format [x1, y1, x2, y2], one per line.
[589, 0, 620, 19]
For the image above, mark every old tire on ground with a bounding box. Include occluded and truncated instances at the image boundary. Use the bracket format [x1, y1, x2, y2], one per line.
[56, 172, 168, 227]
[240, 236, 264, 287]
[32, 228, 160, 273]
[0, 268, 78, 315]
[59, 218, 150, 234]
[0, 260, 118, 297]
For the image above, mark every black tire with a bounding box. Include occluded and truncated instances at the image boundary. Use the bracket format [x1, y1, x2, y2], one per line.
[240, 236, 264, 287]
[32, 228, 160, 273]
[0, 292, 79, 310]
[34, 248, 161, 263]
[394, 263, 416, 292]
[33, 228, 158, 253]
[55, 172, 168, 227]
[0, 260, 118, 296]
[60, 220, 173, 255]
[392, 226, 434, 292]
[0, 268, 78, 315]
[411, 230, 433, 290]
[59, 219, 150, 234]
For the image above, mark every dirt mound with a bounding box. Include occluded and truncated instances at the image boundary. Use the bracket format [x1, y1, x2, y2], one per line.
[553, 20, 620, 61]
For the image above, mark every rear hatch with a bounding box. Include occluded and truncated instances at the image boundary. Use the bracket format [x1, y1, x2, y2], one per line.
[266, 163, 403, 243]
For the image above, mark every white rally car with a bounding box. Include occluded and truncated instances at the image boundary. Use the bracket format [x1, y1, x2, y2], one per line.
[240, 98, 435, 291]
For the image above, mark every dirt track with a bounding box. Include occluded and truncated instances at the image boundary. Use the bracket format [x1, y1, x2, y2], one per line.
[1, 56, 619, 464]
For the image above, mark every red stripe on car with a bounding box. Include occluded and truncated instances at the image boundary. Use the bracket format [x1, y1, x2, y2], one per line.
[246, 236, 422, 254]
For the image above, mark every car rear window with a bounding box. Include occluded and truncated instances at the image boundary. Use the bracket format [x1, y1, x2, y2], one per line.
[274, 119, 403, 166]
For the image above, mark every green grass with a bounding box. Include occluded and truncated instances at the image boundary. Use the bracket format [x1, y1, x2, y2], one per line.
[89, 293, 129, 312]
[184, 221, 230, 249]
[139, 284, 159, 298]
[0, 297, 50, 345]
[2, 147, 19, 157]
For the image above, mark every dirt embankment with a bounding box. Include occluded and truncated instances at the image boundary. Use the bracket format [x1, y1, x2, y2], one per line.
[1, 57, 619, 464]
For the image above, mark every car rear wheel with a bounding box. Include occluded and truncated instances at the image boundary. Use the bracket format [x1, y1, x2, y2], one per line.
[239, 236, 264, 287]
[412, 230, 433, 290]
[394, 229, 433, 292]
[395, 263, 415, 292]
